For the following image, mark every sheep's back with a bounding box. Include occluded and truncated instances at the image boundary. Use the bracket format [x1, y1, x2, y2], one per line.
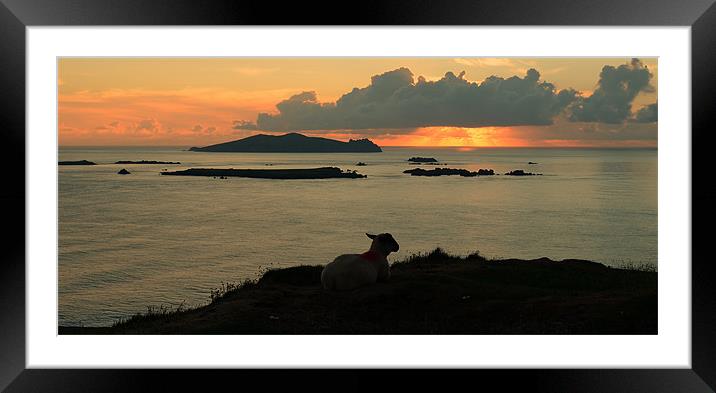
[321, 254, 378, 291]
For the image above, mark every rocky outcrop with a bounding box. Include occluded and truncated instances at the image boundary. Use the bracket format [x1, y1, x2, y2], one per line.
[161, 167, 366, 179]
[404, 168, 495, 177]
[115, 160, 181, 164]
[505, 169, 541, 176]
[59, 160, 96, 165]
[407, 157, 438, 163]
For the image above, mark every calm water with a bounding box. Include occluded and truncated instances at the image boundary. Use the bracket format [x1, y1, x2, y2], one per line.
[59, 146, 657, 326]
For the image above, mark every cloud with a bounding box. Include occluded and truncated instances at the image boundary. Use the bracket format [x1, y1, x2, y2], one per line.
[191, 124, 217, 135]
[232, 120, 258, 130]
[633, 102, 658, 123]
[137, 119, 160, 131]
[127, 119, 162, 136]
[569, 59, 655, 124]
[241, 67, 578, 131]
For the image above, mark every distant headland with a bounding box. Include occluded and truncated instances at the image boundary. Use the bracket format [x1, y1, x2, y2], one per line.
[189, 132, 382, 153]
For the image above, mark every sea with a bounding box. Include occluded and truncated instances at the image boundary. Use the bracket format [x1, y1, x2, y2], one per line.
[58, 146, 657, 326]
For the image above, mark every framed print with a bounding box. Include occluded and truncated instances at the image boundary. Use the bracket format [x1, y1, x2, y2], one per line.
[2, 0, 715, 391]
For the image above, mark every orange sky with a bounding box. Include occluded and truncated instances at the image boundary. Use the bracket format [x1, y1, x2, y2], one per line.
[58, 58, 658, 147]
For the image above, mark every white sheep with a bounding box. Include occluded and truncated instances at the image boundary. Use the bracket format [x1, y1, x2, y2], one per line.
[321, 233, 400, 291]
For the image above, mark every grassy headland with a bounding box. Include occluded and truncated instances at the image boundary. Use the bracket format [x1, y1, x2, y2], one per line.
[59, 248, 656, 334]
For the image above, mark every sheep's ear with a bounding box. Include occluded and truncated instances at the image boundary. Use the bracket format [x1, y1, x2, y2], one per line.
[366, 233, 377, 239]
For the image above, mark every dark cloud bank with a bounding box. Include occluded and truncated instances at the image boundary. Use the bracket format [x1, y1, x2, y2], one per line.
[633, 102, 658, 123]
[234, 59, 657, 132]
[569, 59, 656, 124]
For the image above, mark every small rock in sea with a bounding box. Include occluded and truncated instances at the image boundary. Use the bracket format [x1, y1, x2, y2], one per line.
[504, 169, 541, 176]
[356, 162, 367, 166]
[117, 168, 131, 175]
[528, 161, 538, 165]
[408, 157, 439, 163]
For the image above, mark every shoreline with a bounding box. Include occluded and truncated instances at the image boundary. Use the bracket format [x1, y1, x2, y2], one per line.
[59, 248, 657, 335]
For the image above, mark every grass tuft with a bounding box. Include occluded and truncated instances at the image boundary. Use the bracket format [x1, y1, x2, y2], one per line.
[209, 279, 257, 304]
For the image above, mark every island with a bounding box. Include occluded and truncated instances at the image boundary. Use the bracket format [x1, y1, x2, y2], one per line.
[407, 157, 439, 163]
[188, 132, 382, 153]
[115, 160, 181, 165]
[117, 168, 131, 175]
[404, 168, 495, 177]
[58, 248, 656, 334]
[505, 169, 542, 176]
[59, 160, 96, 165]
[160, 167, 366, 179]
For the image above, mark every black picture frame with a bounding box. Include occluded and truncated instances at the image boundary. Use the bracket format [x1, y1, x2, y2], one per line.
[1, 0, 714, 391]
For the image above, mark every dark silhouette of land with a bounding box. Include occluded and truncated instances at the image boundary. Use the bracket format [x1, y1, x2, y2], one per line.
[59, 249, 656, 335]
[117, 168, 131, 175]
[188, 132, 382, 153]
[59, 160, 95, 165]
[115, 160, 181, 165]
[408, 157, 439, 163]
[161, 167, 366, 179]
[404, 168, 495, 177]
[505, 169, 542, 176]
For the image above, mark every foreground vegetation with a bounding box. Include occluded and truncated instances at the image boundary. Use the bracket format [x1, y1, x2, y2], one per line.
[59, 248, 657, 334]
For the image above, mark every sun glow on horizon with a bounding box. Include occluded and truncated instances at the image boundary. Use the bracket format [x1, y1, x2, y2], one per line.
[369, 127, 529, 148]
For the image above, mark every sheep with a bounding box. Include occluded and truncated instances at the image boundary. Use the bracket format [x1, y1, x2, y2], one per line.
[321, 233, 400, 291]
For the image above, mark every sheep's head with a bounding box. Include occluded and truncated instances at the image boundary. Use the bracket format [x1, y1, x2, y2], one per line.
[366, 233, 400, 255]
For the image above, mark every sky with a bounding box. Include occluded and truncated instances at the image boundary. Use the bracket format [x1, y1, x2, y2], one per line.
[58, 57, 658, 147]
